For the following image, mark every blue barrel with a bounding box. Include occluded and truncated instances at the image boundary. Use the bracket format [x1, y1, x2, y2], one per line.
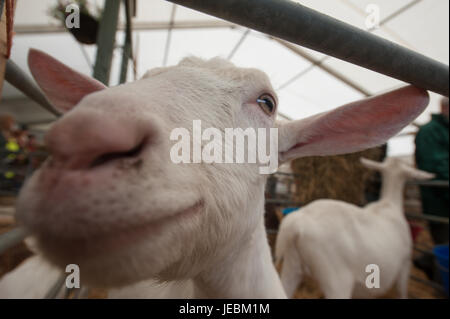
[433, 244, 449, 296]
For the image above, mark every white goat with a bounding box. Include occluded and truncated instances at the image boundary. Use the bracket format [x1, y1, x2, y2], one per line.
[0, 49, 429, 298]
[276, 157, 434, 299]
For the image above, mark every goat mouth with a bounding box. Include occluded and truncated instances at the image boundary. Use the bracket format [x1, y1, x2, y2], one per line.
[34, 200, 205, 260]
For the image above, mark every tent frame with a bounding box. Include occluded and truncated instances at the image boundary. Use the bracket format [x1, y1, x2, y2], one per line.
[166, 0, 449, 97]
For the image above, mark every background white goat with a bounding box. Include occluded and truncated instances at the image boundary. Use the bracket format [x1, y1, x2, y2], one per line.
[276, 157, 434, 299]
[0, 49, 429, 298]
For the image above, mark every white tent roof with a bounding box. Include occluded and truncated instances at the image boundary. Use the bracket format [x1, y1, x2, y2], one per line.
[1, 0, 449, 156]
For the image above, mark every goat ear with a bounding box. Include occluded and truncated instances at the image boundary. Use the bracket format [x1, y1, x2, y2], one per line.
[28, 49, 107, 113]
[277, 86, 429, 162]
[360, 158, 386, 171]
[404, 166, 435, 180]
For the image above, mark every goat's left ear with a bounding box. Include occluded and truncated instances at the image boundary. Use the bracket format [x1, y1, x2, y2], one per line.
[277, 85, 429, 163]
[28, 49, 107, 114]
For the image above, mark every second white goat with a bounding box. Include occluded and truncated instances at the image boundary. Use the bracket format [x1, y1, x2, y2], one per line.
[276, 157, 434, 299]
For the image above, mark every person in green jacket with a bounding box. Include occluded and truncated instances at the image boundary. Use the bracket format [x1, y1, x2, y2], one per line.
[415, 97, 449, 245]
[413, 98, 449, 281]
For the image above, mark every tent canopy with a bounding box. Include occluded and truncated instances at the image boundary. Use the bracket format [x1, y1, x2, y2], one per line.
[1, 0, 449, 156]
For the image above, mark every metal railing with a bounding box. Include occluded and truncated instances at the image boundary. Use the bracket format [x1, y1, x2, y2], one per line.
[166, 0, 449, 97]
[0, 227, 27, 255]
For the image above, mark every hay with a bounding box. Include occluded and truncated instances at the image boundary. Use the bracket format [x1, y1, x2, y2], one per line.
[291, 146, 386, 206]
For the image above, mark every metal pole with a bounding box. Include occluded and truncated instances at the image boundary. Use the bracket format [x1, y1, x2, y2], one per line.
[78, 43, 93, 70]
[93, 0, 121, 85]
[166, 0, 449, 97]
[227, 28, 250, 60]
[277, 0, 423, 94]
[277, 57, 326, 91]
[370, 0, 423, 30]
[275, 39, 371, 96]
[119, 0, 133, 84]
[408, 180, 449, 188]
[410, 275, 446, 294]
[406, 212, 449, 224]
[44, 274, 66, 299]
[4, 60, 60, 116]
[14, 21, 237, 34]
[0, 227, 28, 254]
[162, 4, 177, 66]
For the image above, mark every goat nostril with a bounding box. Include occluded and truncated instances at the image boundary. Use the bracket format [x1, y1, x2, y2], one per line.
[89, 138, 147, 169]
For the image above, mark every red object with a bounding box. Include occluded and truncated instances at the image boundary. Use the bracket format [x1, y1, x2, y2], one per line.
[409, 221, 424, 242]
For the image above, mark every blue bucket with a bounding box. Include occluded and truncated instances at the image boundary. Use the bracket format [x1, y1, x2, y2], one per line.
[433, 244, 449, 296]
[282, 207, 299, 216]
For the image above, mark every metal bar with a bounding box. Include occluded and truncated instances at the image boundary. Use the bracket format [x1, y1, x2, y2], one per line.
[72, 286, 90, 299]
[133, 32, 140, 80]
[93, 0, 121, 85]
[371, 178, 449, 187]
[0, 0, 5, 18]
[277, 111, 292, 121]
[410, 275, 446, 294]
[227, 28, 250, 60]
[19, 117, 56, 126]
[275, 39, 371, 96]
[0, 227, 28, 255]
[167, 0, 449, 96]
[373, 0, 423, 29]
[119, 0, 133, 84]
[63, 287, 72, 299]
[406, 212, 449, 224]
[163, 4, 177, 66]
[130, 0, 136, 17]
[4, 60, 60, 116]
[14, 21, 238, 34]
[408, 180, 449, 188]
[277, 56, 328, 91]
[413, 246, 434, 256]
[277, 0, 423, 93]
[78, 43, 92, 70]
[44, 274, 66, 299]
[340, 0, 419, 49]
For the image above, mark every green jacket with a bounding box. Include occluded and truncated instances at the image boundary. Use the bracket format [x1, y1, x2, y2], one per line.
[415, 114, 449, 217]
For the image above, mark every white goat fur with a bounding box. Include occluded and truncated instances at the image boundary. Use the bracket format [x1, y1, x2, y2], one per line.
[276, 157, 434, 299]
[0, 49, 429, 298]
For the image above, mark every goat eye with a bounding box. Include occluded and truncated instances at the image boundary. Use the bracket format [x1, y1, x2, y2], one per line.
[257, 94, 276, 115]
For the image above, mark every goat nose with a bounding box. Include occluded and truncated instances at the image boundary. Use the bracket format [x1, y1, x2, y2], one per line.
[45, 110, 150, 170]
